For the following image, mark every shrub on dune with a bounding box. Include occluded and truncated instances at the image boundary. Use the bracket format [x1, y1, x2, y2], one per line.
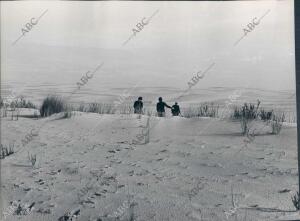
[232, 100, 260, 135]
[259, 109, 273, 121]
[14, 97, 36, 109]
[233, 100, 286, 136]
[232, 100, 260, 121]
[40, 95, 66, 117]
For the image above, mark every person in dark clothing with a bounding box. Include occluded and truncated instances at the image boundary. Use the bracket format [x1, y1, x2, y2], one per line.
[133, 97, 143, 114]
[171, 102, 181, 116]
[156, 97, 171, 117]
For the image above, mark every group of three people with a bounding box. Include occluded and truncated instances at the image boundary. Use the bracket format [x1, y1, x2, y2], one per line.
[133, 97, 181, 117]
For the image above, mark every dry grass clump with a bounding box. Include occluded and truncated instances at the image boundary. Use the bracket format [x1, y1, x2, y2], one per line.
[28, 152, 37, 167]
[87, 103, 116, 114]
[11, 97, 36, 109]
[231, 100, 260, 135]
[271, 113, 285, 135]
[59, 104, 75, 119]
[0, 96, 36, 109]
[182, 103, 219, 118]
[118, 103, 134, 114]
[259, 109, 273, 121]
[292, 192, 300, 210]
[232, 100, 260, 121]
[40, 95, 66, 117]
[76, 102, 134, 115]
[1, 96, 36, 119]
[0, 143, 15, 159]
[77, 103, 87, 112]
[232, 100, 286, 135]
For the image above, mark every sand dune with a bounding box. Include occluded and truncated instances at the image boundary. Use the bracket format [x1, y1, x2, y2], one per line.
[1, 112, 298, 221]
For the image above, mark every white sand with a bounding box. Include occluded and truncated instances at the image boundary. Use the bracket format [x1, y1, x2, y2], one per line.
[1, 112, 298, 221]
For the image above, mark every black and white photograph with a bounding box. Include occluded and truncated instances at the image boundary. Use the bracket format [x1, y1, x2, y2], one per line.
[0, 1, 297, 220]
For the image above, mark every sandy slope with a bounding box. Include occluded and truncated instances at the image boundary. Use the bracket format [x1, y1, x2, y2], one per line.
[0, 113, 298, 221]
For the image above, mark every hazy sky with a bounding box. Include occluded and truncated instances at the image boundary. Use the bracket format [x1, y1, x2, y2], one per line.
[1, 1, 295, 93]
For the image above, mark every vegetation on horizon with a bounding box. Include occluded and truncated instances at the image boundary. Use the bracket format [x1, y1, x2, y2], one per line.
[0, 94, 293, 135]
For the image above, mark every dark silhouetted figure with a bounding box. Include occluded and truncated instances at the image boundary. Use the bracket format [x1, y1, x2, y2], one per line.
[134, 97, 143, 114]
[171, 102, 181, 116]
[156, 97, 171, 117]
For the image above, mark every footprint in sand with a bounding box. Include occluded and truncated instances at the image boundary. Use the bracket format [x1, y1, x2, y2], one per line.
[256, 157, 265, 160]
[111, 159, 122, 164]
[128, 170, 134, 176]
[58, 208, 80, 221]
[155, 149, 169, 155]
[23, 187, 31, 192]
[127, 162, 137, 167]
[278, 189, 291, 193]
[35, 179, 45, 185]
[47, 169, 61, 176]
